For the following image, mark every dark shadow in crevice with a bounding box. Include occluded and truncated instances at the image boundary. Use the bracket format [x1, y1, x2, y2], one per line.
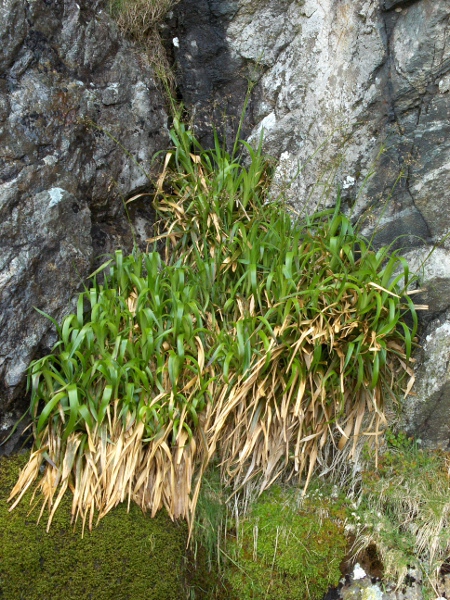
[164, 0, 256, 148]
[381, 0, 423, 12]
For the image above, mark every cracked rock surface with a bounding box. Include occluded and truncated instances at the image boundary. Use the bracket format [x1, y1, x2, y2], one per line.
[172, 0, 450, 250]
[0, 0, 168, 444]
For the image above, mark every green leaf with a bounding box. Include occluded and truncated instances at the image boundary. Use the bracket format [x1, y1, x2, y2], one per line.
[64, 384, 80, 439]
[37, 391, 68, 434]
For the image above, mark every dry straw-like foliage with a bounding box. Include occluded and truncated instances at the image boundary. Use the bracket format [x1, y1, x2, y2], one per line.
[108, 0, 179, 90]
[9, 116, 418, 533]
[110, 0, 176, 36]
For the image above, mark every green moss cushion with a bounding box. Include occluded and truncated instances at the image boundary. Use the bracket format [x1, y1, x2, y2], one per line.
[224, 486, 347, 600]
[0, 454, 188, 600]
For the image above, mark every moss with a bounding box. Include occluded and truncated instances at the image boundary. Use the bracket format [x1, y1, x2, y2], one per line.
[223, 485, 348, 600]
[0, 453, 188, 600]
[354, 438, 450, 589]
[184, 544, 234, 600]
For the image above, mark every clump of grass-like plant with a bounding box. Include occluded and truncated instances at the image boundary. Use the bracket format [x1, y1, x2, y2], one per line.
[352, 433, 450, 594]
[152, 115, 418, 493]
[108, 0, 179, 91]
[9, 116, 418, 532]
[9, 251, 218, 530]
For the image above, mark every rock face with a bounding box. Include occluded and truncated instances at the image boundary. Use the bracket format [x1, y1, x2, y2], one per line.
[404, 312, 450, 449]
[173, 0, 449, 248]
[0, 0, 168, 446]
[170, 0, 450, 448]
[2, 0, 450, 449]
[167, 0, 251, 146]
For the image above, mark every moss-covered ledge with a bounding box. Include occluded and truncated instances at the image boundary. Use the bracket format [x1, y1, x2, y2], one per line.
[0, 453, 189, 600]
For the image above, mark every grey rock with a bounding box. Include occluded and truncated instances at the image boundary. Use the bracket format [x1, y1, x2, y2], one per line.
[340, 564, 423, 600]
[173, 0, 450, 250]
[341, 579, 385, 600]
[0, 186, 92, 386]
[403, 311, 450, 449]
[399, 247, 450, 318]
[0, 0, 168, 444]
[0, 0, 28, 72]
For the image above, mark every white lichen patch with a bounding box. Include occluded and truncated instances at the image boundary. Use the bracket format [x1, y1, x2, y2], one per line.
[353, 563, 367, 580]
[48, 187, 66, 207]
[342, 175, 356, 190]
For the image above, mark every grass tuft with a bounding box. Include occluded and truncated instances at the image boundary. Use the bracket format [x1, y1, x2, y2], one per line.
[108, 0, 179, 92]
[9, 115, 418, 536]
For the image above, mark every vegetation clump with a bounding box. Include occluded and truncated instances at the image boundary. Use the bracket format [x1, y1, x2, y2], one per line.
[108, 0, 179, 91]
[352, 432, 450, 594]
[223, 485, 348, 600]
[8, 115, 417, 535]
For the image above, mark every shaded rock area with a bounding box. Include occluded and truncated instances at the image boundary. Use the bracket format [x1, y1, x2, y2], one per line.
[170, 0, 450, 449]
[339, 564, 424, 600]
[165, 0, 252, 146]
[0, 0, 168, 448]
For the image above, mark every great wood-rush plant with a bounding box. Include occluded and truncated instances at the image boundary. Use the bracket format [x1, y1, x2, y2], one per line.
[9, 115, 418, 533]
